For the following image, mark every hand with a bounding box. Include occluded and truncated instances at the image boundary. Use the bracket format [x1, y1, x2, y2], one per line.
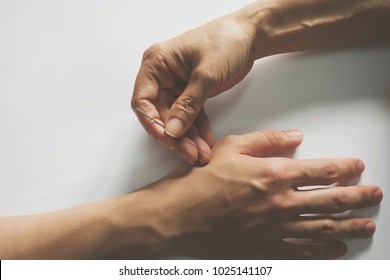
[131, 0, 390, 165]
[131, 11, 256, 164]
[136, 129, 382, 259]
[5, 129, 380, 259]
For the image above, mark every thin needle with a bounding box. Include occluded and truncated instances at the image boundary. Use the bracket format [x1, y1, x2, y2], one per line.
[135, 107, 165, 128]
[135, 107, 212, 157]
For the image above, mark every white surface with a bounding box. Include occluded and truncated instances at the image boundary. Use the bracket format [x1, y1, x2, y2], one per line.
[1, 0, 389, 259]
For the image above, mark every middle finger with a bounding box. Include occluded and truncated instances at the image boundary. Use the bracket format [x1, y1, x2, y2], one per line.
[294, 185, 383, 214]
[290, 158, 365, 187]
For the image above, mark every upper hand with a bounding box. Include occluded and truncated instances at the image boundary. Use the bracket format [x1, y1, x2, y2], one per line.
[131, 12, 256, 164]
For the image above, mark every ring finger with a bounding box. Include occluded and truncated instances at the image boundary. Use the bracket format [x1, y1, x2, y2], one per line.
[280, 216, 376, 239]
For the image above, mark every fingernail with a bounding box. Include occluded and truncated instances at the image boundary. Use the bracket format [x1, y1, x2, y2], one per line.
[283, 129, 302, 140]
[165, 118, 184, 138]
[365, 221, 376, 235]
[356, 160, 365, 175]
[372, 188, 383, 203]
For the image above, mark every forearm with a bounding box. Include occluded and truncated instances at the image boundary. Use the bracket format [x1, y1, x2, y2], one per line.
[239, 0, 390, 59]
[0, 205, 110, 259]
[0, 189, 171, 259]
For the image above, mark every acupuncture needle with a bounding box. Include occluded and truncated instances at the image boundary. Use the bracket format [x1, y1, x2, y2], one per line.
[135, 107, 212, 157]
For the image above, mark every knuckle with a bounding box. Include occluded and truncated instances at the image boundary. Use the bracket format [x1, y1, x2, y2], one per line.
[262, 165, 282, 183]
[142, 43, 172, 69]
[270, 197, 293, 212]
[320, 219, 337, 236]
[281, 160, 302, 181]
[143, 42, 164, 58]
[220, 135, 240, 146]
[350, 220, 367, 237]
[175, 95, 201, 119]
[332, 193, 350, 212]
[262, 160, 292, 184]
[322, 164, 339, 180]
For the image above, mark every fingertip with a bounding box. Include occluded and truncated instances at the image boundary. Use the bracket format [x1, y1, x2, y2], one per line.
[372, 187, 383, 204]
[197, 144, 212, 165]
[365, 221, 376, 236]
[179, 151, 197, 165]
[356, 160, 365, 175]
[176, 138, 199, 165]
[334, 241, 348, 258]
[191, 134, 212, 165]
[283, 129, 303, 142]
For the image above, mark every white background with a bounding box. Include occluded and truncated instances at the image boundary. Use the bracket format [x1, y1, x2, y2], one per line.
[1, 0, 389, 259]
[1, 260, 389, 280]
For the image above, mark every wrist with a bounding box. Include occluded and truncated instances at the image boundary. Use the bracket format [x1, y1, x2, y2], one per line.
[238, 0, 390, 59]
[109, 164, 217, 259]
[106, 189, 175, 259]
[237, 0, 279, 59]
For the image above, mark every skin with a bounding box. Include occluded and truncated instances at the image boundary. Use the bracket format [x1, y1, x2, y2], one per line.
[0, 129, 383, 259]
[131, 0, 390, 164]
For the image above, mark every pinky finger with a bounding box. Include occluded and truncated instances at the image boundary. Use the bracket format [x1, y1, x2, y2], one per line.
[194, 107, 214, 148]
[175, 126, 212, 165]
[275, 239, 348, 260]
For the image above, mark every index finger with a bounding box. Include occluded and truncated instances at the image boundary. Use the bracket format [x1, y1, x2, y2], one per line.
[131, 64, 174, 148]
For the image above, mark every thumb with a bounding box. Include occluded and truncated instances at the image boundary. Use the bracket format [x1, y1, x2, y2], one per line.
[237, 129, 303, 157]
[165, 69, 217, 138]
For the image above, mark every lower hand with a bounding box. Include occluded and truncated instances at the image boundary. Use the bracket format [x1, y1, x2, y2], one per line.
[138, 129, 381, 259]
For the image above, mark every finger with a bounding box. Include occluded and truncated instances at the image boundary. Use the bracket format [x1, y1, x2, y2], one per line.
[165, 67, 218, 138]
[295, 185, 383, 214]
[174, 136, 199, 165]
[291, 158, 365, 187]
[132, 99, 175, 149]
[282, 217, 376, 239]
[221, 129, 303, 157]
[131, 63, 169, 143]
[132, 47, 188, 148]
[132, 61, 159, 107]
[186, 126, 212, 165]
[275, 239, 347, 260]
[174, 127, 212, 165]
[194, 108, 214, 148]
